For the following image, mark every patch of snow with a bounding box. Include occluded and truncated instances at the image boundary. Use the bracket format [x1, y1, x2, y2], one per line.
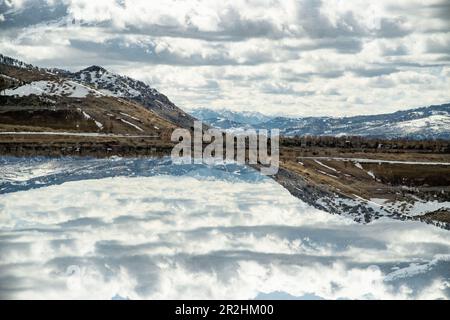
[370, 198, 388, 206]
[77, 109, 103, 130]
[3, 80, 47, 96]
[73, 68, 143, 98]
[299, 157, 450, 166]
[0, 131, 156, 138]
[155, 100, 165, 107]
[66, 80, 105, 97]
[314, 160, 339, 172]
[0, 161, 62, 183]
[120, 119, 144, 132]
[0, 73, 18, 81]
[352, 194, 383, 208]
[317, 170, 338, 179]
[94, 121, 103, 130]
[385, 256, 450, 282]
[385, 200, 450, 217]
[119, 112, 140, 121]
[354, 162, 364, 170]
[81, 110, 91, 120]
[392, 115, 450, 134]
[2, 80, 100, 98]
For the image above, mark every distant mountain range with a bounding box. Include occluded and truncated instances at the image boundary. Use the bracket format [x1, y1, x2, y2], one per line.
[191, 104, 450, 139]
[189, 109, 272, 129]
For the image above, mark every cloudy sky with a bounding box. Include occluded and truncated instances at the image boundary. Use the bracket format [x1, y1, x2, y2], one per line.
[0, 0, 449, 116]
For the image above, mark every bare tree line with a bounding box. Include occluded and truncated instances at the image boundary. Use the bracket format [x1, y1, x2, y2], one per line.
[281, 135, 450, 153]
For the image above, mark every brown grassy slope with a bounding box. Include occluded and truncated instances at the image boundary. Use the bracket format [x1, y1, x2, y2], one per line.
[0, 64, 57, 86]
[0, 95, 177, 136]
[417, 209, 450, 224]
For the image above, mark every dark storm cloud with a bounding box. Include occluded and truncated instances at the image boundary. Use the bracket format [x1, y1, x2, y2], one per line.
[283, 37, 363, 54]
[425, 38, 450, 54]
[103, 16, 286, 42]
[280, 69, 345, 83]
[406, 0, 450, 32]
[260, 82, 315, 96]
[350, 67, 399, 78]
[296, 0, 366, 38]
[205, 6, 285, 40]
[317, 37, 363, 53]
[69, 39, 235, 66]
[429, 1, 450, 23]
[380, 44, 409, 56]
[0, 0, 68, 29]
[68, 38, 282, 66]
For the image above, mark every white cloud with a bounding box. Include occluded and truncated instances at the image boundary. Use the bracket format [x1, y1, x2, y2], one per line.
[3, 0, 26, 8]
[0, 0, 449, 116]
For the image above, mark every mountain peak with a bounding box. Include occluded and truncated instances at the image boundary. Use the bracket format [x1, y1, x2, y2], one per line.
[80, 65, 108, 74]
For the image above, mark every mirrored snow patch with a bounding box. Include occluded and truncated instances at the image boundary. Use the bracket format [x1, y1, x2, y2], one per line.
[0, 158, 449, 299]
[0, 157, 265, 194]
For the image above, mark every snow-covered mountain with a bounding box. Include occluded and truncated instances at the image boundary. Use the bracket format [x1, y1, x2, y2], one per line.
[65, 65, 197, 128]
[69, 66, 149, 98]
[0, 53, 191, 137]
[0, 54, 197, 129]
[191, 104, 450, 139]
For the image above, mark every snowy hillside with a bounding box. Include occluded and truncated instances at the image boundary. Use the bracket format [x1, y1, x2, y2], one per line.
[0, 54, 180, 135]
[0, 53, 197, 129]
[3, 79, 101, 98]
[68, 65, 197, 128]
[69, 66, 157, 98]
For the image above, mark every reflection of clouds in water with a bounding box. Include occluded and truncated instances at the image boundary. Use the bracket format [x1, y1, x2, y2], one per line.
[0, 161, 450, 299]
